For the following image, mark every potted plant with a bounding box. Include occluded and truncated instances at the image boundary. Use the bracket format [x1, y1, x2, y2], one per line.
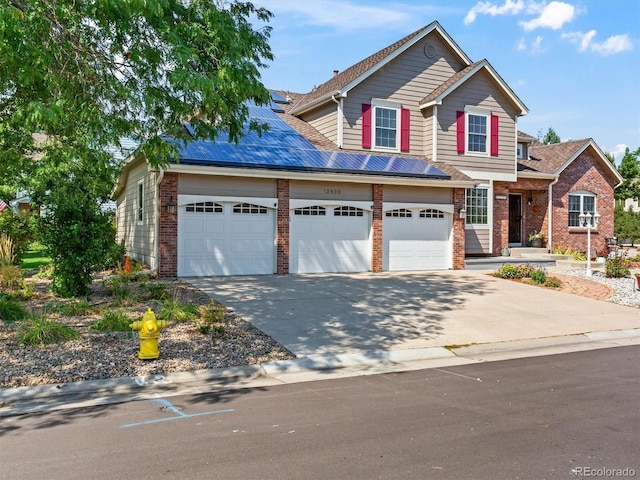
[635, 272, 640, 291]
[596, 248, 608, 263]
[528, 230, 545, 248]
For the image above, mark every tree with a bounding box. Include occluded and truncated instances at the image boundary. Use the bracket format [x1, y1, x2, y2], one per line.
[614, 147, 640, 202]
[0, 1, 274, 169]
[537, 126, 561, 145]
[1, 1, 274, 295]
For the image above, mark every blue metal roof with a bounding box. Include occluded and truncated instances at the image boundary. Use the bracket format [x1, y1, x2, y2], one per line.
[169, 105, 450, 179]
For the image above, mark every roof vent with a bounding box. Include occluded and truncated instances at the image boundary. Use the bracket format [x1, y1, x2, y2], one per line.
[333, 70, 339, 77]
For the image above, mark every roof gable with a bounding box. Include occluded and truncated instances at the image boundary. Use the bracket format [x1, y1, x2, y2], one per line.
[289, 21, 471, 115]
[520, 139, 623, 184]
[419, 59, 528, 116]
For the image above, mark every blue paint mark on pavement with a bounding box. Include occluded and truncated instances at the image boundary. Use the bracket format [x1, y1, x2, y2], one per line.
[120, 398, 235, 428]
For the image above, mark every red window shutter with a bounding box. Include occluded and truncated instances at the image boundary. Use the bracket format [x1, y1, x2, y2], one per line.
[490, 114, 499, 156]
[456, 111, 465, 153]
[362, 104, 372, 148]
[400, 107, 410, 151]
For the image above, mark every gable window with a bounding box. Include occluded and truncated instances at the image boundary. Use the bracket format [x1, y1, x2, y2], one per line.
[457, 110, 499, 156]
[362, 101, 410, 152]
[465, 187, 488, 225]
[568, 192, 596, 227]
[136, 181, 144, 224]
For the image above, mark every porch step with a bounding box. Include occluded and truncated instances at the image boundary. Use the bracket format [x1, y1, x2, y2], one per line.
[465, 256, 556, 271]
[554, 259, 606, 271]
[509, 247, 548, 258]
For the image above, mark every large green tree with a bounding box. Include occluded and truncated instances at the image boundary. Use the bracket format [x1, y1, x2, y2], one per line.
[614, 147, 640, 201]
[0, 0, 274, 295]
[538, 126, 561, 145]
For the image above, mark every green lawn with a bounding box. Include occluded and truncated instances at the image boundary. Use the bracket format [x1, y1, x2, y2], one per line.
[20, 244, 52, 270]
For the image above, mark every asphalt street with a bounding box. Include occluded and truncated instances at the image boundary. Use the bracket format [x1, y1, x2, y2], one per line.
[1, 346, 638, 480]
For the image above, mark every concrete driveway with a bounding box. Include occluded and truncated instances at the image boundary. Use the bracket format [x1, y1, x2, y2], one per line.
[187, 271, 639, 357]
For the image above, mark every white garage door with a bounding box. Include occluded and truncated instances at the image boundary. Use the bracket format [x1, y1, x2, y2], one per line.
[383, 206, 451, 271]
[290, 204, 371, 274]
[178, 200, 275, 276]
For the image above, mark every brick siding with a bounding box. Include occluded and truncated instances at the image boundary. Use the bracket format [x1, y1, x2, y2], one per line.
[276, 179, 290, 274]
[453, 188, 466, 269]
[158, 172, 178, 277]
[372, 184, 383, 272]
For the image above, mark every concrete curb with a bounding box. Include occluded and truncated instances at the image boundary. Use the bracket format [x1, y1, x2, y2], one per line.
[1, 328, 639, 417]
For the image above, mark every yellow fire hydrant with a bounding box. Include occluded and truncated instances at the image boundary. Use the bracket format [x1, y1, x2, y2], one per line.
[130, 308, 167, 360]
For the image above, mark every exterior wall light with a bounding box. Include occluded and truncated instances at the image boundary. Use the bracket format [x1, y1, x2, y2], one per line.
[166, 196, 176, 214]
[458, 207, 466, 220]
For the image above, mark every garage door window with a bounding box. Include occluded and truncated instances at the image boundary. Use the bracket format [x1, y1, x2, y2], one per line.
[233, 203, 267, 214]
[419, 209, 444, 219]
[385, 209, 412, 218]
[186, 202, 223, 213]
[294, 206, 326, 216]
[334, 206, 364, 217]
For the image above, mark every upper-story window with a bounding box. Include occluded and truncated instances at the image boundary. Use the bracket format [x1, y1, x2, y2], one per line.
[362, 100, 410, 152]
[457, 109, 499, 157]
[374, 106, 397, 149]
[467, 114, 487, 153]
[568, 192, 596, 227]
[516, 143, 528, 159]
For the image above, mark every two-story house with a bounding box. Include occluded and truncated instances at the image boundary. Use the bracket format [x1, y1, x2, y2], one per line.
[113, 21, 621, 277]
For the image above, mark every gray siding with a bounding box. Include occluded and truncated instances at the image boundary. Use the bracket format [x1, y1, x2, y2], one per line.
[116, 160, 157, 267]
[179, 175, 276, 197]
[342, 33, 464, 154]
[383, 185, 452, 203]
[301, 102, 337, 145]
[465, 227, 491, 254]
[436, 70, 518, 176]
[291, 180, 371, 201]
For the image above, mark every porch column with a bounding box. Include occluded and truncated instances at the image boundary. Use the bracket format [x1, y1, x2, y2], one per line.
[452, 188, 466, 270]
[158, 172, 178, 277]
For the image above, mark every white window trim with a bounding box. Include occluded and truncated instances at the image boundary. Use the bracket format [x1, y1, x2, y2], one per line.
[372, 98, 401, 152]
[568, 191, 597, 229]
[465, 185, 490, 228]
[136, 180, 144, 225]
[464, 107, 491, 157]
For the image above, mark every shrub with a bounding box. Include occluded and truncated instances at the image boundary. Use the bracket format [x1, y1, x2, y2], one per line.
[544, 276, 562, 288]
[0, 265, 24, 290]
[195, 301, 228, 335]
[530, 269, 547, 285]
[0, 297, 28, 322]
[158, 298, 199, 323]
[605, 256, 631, 278]
[91, 310, 132, 332]
[141, 282, 169, 301]
[494, 263, 535, 279]
[0, 233, 16, 267]
[17, 315, 80, 346]
[0, 210, 35, 263]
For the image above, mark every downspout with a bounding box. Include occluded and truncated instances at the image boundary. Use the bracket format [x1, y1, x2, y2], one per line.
[547, 175, 559, 250]
[331, 95, 343, 148]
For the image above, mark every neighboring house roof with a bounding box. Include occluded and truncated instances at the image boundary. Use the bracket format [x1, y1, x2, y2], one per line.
[518, 138, 624, 185]
[164, 104, 472, 183]
[418, 59, 528, 116]
[289, 21, 471, 115]
[517, 131, 537, 142]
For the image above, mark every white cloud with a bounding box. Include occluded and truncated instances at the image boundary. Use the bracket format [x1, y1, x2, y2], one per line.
[611, 144, 628, 163]
[464, 0, 525, 25]
[520, 1, 575, 31]
[254, 0, 413, 30]
[531, 35, 544, 54]
[562, 30, 633, 55]
[517, 38, 526, 51]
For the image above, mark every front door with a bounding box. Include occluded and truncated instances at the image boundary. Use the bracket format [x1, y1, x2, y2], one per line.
[508, 194, 522, 245]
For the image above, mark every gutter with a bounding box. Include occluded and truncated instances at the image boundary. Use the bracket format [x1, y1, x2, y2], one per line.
[331, 95, 344, 148]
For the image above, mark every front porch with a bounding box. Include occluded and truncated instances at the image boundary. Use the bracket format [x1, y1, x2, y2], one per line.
[464, 247, 607, 272]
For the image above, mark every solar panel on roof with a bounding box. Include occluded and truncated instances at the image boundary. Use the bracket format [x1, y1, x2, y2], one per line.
[170, 104, 451, 179]
[269, 90, 288, 104]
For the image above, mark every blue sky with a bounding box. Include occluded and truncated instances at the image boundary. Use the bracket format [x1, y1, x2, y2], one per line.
[253, 0, 640, 164]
